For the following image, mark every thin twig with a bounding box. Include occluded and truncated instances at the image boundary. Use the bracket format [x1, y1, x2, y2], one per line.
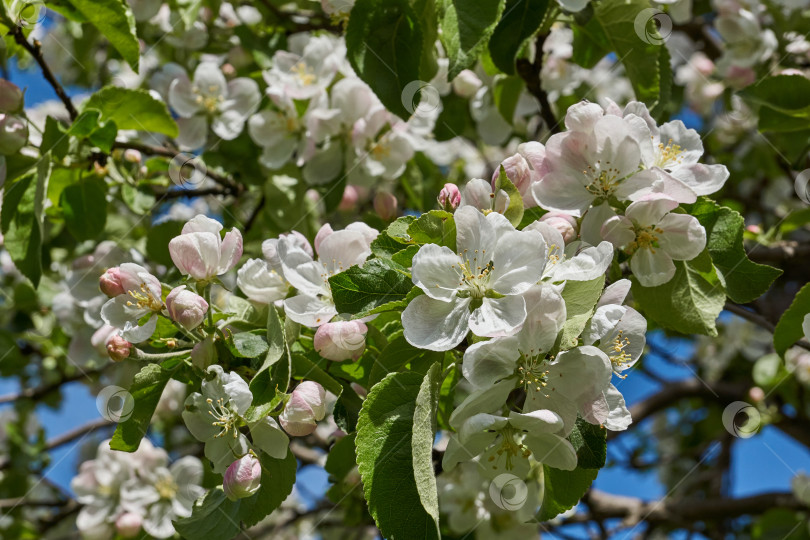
[725, 302, 810, 351]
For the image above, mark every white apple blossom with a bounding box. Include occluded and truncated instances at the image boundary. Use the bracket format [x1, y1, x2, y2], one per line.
[169, 62, 260, 149]
[402, 206, 547, 351]
[169, 215, 243, 281]
[601, 195, 706, 287]
[459, 178, 509, 214]
[533, 102, 698, 217]
[278, 223, 376, 326]
[279, 381, 327, 436]
[237, 258, 288, 304]
[182, 365, 289, 473]
[264, 33, 343, 100]
[100, 263, 163, 343]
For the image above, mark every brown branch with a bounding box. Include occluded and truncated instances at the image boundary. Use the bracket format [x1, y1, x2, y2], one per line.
[747, 240, 810, 263]
[0, 365, 108, 405]
[571, 489, 805, 527]
[0, 417, 113, 470]
[725, 302, 810, 352]
[10, 26, 78, 120]
[516, 35, 560, 135]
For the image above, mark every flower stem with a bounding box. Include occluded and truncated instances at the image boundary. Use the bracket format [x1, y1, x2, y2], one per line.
[131, 348, 191, 362]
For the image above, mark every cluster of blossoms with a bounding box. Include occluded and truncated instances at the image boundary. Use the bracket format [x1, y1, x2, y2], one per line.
[71, 438, 204, 539]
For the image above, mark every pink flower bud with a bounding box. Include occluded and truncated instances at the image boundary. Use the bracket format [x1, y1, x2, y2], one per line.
[438, 183, 461, 211]
[338, 185, 359, 211]
[314, 321, 368, 361]
[91, 325, 117, 356]
[492, 153, 531, 195]
[0, 80, 23, 113]
[749, 386, 765, 403]
[169, 215, 243, 281]
[115, 512, 142, 538]
[373, 191, 398, 221]
[280, 381, 326, 436]
[107, 335, 132, 362]
[123, 149, 142, 163]
[99, 267, 126, 297]
[0, 114, 28, 155]
[165, 286, 209, 331]
[539, 211, 578, 243]
[223, 454, 262, 500]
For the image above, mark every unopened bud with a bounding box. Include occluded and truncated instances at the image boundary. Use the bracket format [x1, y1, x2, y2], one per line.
[314, 321, 368, 361]
[280, 381, 326, 436]
[123, 149, 142, 163]
[438, 183, 461, 211]
[539, 211, 578, 243]
[115, 512, 142, 538]
[339, 185, 359, 211]
[0, 114, 27, 155]
[451, 69, 482, 99]
[0, 80, 24, 113]
[107, 335, 132, 362]
[223, 454, 262, 500]
[99, 267, 126, 297]
[373, 191, 398, 221]
[165, 286, 209, 331]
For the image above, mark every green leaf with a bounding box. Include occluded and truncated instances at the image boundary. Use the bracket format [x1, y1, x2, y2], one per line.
[173, 488, 241, 540]
[325, 432, 357, 479]
[146, 220, 184, 267]
[488, 0, 550, 74]
[494, 164, 524, 226]
[250, 306, 288, 404]
[567, 417, 606, 469]
[571, 18, 610, 69]
[110, 364, 172, 452]
[773, 282, 810, 356]
[631, 250, 725, 336]
[412, 363, 442, 533]
[68, 109, 101, 137]
[227, 332, 269, 359]
[237, 451, 297, 527]
[558, 275, 605, 350]
[691, 199, 782, 304]
[538, 465, 598, 521]
[82, 87, 178, 137]
[356, 370, 440, 540]
[368, 334, 444, 388]
[407, 210, 457, 250]
[346, 0, 424, 120]
[291, 353, 344, 398]
[492, 75, 525, 124]
[60, 177, 107, 241]
[63, 0, 140, 71]
[41, 117, 69, 160]
[740, 75, 810, 118]
[1, 160, 49, 287]
[440, 0, 506, 79]
[329, 258, 414, 316]
[593, 0, 666, 106]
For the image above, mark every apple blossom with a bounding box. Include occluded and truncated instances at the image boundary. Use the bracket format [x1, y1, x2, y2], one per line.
[539, 211, 578, 243]
[115, 512, 142, 538]
[262, 230, 312, 273]
[0, 80, 24, 113]
[106, 335, 132, 362]
[169, 215, 243, 281]
[314, 320, 368, 361]
[279, 224, 375, 326]
[459, 178, 510, 214]
[223, 454, 262, 500]
[601, 196, 707, 287]
[373, 191, 398, 220]
[237, 258, 288, 304]
[280, 381, 327, 436]
[99, 267, 125, 297]
[451, 69, 483, 98]
[438, 183, 461, 211]
[165, 285, 209, 330]
[182, 365, 289, 472]
[169, 62, 260, 149]
[402, 206, 547, 351]
[0, 114, 28, 155]
[100, 263, 164, 342]
[263, 33, 343, 101]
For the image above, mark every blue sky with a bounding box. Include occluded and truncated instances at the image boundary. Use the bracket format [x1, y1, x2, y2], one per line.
[5, 57, 810, 538]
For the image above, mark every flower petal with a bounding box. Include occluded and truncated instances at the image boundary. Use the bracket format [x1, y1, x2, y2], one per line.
[469, 295, 526, 338]
[402, 295, 471, 351]
[411, 244, 463, 301]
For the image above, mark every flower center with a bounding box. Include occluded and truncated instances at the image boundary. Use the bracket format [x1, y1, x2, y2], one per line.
[654, 137, 684, 169]
[584, 160, 622, 198]
[126, 283, 163, 311]
[192, 85, 224, 114]
[487, 427, 530, 471]
[518, 353, 550, 394]
[155, 472, 178, 499]
[627, 225, 663, 254]
[207, 397, 239, 439]
[292, 61, 317, 86]
[452, 250, 493, 299]
[608, 330, 632, 376]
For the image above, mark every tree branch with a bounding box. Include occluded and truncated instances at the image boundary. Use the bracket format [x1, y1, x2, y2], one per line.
[0, 417, 113, 470]
[725, 302, 810, 351]
[0, 366, 108, 405]
[747, 240, 810, 263]
[515, 35, 560, 135]
[10, 26, 78, 120]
